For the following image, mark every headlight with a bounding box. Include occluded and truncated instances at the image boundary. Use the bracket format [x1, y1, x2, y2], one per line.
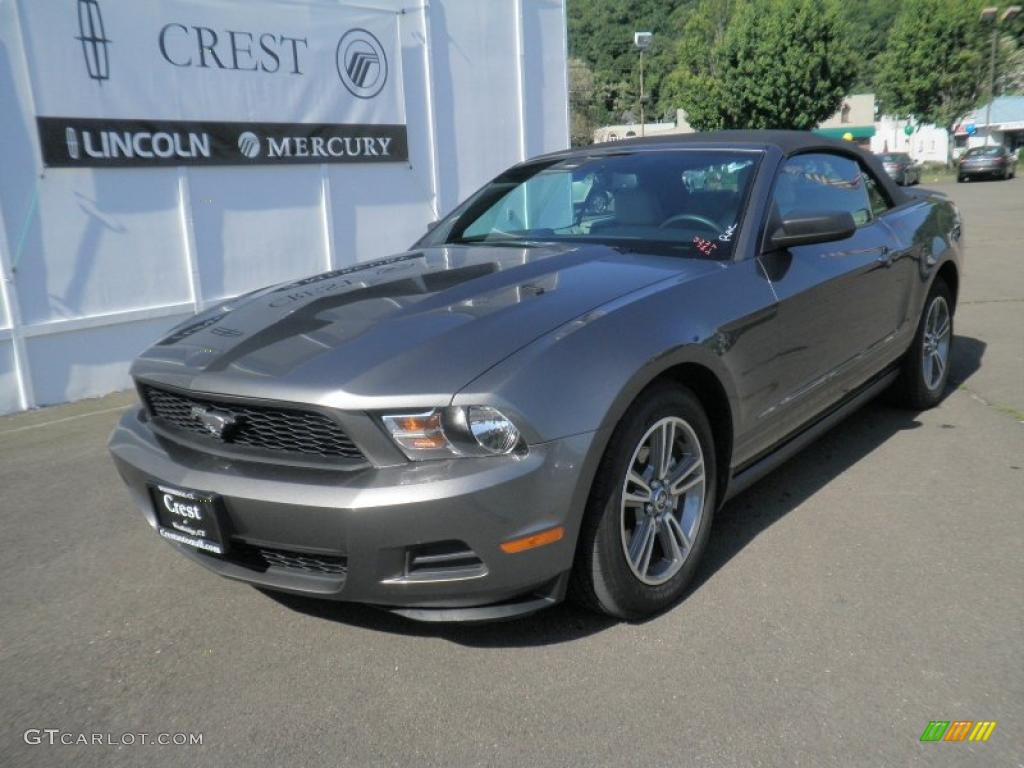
[466, 406, 520, 454]
[382, 407, 522, 460]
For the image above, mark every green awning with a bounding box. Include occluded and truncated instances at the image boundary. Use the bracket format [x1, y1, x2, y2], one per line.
[813, 125, 875, 140]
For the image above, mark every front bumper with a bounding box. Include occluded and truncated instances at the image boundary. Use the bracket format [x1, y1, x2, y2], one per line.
[109, 406, 598, 620]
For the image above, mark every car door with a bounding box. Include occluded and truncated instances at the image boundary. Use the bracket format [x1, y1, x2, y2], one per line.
[756, 152, 905, 438]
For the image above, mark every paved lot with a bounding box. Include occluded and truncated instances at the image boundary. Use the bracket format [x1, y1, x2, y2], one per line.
[2, 179, 1022, 768]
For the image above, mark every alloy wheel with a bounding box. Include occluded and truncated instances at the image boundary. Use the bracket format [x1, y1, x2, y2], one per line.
[620, 416, 706, 586]
[921, 295, 951, 391]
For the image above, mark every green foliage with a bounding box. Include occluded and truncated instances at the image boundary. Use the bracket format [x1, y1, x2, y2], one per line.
[874, 0, 989, 132]
[657, 0, 735, 120]
[569, 58, 603, 146]
[675, 0, 857, 130]
[840, 0, 900, 91]
[567, 0, 1021, 139]
[568, 0, 697, 125]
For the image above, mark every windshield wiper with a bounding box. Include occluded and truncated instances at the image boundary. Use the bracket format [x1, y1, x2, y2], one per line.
[448, 235, 539, 246]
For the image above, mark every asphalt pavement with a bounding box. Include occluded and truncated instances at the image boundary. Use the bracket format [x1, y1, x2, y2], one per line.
[1, 178, 1022, 767]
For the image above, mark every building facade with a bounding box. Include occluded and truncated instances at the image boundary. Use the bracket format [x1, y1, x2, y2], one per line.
[871, 117, 950, 164]
[954, 96, 1024, 155]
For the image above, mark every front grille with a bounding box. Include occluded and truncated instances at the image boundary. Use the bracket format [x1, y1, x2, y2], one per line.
[217, 542, 348, 578]
[258, 548, 348, 576]
[141, 384, 365, 462]
[247, 548, 348, 577]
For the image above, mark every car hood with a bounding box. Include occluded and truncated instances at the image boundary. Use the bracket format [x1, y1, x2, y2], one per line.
[132, 243, 718, 409]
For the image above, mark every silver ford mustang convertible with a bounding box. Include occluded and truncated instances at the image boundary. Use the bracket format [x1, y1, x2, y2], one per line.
[109, 131, 963, 621]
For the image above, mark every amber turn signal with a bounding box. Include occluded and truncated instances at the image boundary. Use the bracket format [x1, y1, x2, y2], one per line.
[500, 526, 565, 554]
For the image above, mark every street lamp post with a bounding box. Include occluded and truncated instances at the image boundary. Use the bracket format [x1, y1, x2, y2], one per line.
[634, 32, 652, 137]
[980, 6, 1022, 146]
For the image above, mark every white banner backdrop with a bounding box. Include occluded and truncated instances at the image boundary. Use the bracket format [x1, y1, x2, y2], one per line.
[0, 0, 570, 413]
[18, 0, 407, 166]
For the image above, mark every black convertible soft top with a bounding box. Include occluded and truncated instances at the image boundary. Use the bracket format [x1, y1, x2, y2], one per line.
[545, 129, 911, 207]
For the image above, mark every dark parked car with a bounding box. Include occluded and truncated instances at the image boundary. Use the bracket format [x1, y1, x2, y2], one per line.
[957, 144, 1018, 182]
[877, 152, 922, 186]
[109, 131, 963, 622]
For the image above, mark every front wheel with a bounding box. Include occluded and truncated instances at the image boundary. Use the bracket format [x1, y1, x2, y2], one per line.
[892, 280, 953, 409]
[571, 385, 716, 620]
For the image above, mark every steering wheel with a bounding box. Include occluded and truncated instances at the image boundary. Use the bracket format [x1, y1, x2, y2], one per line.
[583, 189, 612, 216]
[659, 213, 720, 233]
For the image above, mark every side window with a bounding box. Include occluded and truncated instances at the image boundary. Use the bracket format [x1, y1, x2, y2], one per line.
[862, 169, 892, 219]
[772, 153, 873, 227]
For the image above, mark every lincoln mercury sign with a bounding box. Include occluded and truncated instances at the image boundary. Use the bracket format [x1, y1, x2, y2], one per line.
[20, 0, 408, 167]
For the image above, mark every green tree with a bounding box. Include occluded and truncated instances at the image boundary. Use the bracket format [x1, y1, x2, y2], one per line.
[672, 0, 856, 130]
[567, 0, 694, 123]
[840, 0, 900, 91]
[657, 0, 736, 120]
[995, 12, 1024, 96]
[875, 0, 989, 161]
[569, 58, 602, 146]
[1002, 38, 1024, 95]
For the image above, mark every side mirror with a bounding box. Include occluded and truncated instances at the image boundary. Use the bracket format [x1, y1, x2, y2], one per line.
[767, 211, 856, 250]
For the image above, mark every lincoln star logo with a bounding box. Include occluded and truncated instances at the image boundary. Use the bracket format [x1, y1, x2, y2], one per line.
[75, 0, 111, 83]
[336, 28, 387, 99]
[190, 405, 240, 439]
[65, 127, 80, 160]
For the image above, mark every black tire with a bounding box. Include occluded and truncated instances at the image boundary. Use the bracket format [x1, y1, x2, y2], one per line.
[892, 280, 954, 410]
[570, 384, 717, 620]
[957, 176, 965, 183]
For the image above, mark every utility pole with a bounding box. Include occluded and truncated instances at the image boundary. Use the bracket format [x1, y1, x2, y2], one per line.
[634, 32, 652, 138]
[640, 49, 645, 135]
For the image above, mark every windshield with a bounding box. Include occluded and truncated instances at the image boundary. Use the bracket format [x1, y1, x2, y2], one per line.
[965, 146, 1002, 156]
[420, 150, 761, 258]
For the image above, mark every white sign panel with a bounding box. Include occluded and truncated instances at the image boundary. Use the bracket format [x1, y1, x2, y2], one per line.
[19, 0, 408, 166]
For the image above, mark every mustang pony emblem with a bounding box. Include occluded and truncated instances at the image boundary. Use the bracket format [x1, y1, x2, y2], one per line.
[190, 405, 240, 439]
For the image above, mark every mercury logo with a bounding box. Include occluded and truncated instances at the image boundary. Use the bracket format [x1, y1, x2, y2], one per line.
[75, 0, 111, 83]
[336, 28, 387, 99]
[237, 131, 261, 158]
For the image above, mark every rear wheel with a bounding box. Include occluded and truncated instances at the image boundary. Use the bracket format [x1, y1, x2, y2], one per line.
[571, 385, 716, 620]
[892, 280, 953, 409]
